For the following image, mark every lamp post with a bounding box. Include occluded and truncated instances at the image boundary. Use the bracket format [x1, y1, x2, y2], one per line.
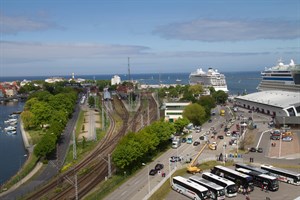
[223, 142, 226, 166]
[142, 163, 150, 194]
[279, 116, 285, 158]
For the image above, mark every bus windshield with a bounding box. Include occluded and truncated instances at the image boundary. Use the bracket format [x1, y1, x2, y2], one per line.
[217, 189, 225, 197]
[271, 179, 279, 187]
[227, 184, 237, 194]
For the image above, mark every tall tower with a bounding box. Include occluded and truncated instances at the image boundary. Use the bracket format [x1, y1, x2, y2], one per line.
[128, 57, 131, 82]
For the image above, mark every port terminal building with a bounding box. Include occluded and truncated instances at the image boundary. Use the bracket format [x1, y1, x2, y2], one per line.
[234, 90, 300, 126]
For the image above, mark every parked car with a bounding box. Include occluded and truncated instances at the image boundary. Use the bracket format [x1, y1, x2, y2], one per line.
[149, 169, 157, 176]
[199, 136, 205, 140]
[170, 156, 182, 162]
[257, 147, 263, 153]
[282, 136, 293, 142]
[181, 137, 187, 143]
[155, 163, 164, 170]
[217, 135, 224, 139]
[250, 147, 257, 152]
[208, 119, 212, 123]
[193, 141, 200, 146]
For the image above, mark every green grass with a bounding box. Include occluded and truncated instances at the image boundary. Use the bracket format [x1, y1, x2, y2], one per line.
[85, 175, 127, 200]
[27, 129, 46, 145]
[1, 154, 39, 192]
[62, 128, 106, 171]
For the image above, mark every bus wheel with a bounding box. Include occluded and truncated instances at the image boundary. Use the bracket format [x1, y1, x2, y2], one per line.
[287, 180, 290, 184]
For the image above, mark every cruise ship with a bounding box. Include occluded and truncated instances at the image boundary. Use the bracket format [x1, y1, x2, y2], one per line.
[189, 68, 228, 92]
[257, 59, 300, 92]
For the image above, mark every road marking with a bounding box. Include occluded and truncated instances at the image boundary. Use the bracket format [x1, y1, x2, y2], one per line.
[134, 180, 140, 185]
[121, 191, 127, 196]
[256, 129, 272, 149]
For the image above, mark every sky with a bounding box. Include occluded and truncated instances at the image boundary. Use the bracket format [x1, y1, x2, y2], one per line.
[0, 0, 299, 77]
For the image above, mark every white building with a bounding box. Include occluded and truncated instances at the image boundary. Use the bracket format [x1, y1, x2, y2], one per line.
[164, 102, 191, 122]
[20, 79, 31, 87]
[235, 90, 300, 125]
[45, 77, 65, 83]
[111, 75, 121, 85]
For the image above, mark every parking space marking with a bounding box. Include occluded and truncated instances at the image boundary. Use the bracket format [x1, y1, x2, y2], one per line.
[256, 129, 272, 149]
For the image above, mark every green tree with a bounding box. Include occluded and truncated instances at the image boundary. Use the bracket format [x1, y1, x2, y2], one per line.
[173, 117, 190, 133]
[197, 96, 216, 117]
[30, 101, 53, 128]
[88, 96, 95, 107]
[183, 103, 206, 126]
[188, 84, 204, 98]
[213, 90, 228, 104]
[21, 110, 35, 130]
[34, 133, 57, 158]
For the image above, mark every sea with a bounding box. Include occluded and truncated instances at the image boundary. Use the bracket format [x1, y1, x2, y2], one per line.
[1, 71, 261, 95]
[0, 71, 261, 184]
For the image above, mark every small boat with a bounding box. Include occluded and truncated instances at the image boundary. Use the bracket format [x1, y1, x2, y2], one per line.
[9, 114, 18, 118]
[176, 79, 182, 82]
[4, 118, 17, 124]
[6, 131, 17, 135]
[4, 126, 16, 131]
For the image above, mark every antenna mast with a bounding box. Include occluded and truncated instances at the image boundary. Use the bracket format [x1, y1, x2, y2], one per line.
[128, 57, 131, 82]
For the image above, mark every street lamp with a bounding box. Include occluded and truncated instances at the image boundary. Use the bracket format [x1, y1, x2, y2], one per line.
[223, 142, 226, 166]
[142, 163, 150, 194]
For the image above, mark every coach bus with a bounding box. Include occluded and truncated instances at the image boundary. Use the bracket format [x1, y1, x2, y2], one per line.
[261, 164, 300, 185]
[190, 175, 225, 200]
[211, 165, 254, 191]
[202, 172, 237, 197]
[236, 168, 279, 191]
[172, 176, 209, 200]
[235, 163, 269, 175]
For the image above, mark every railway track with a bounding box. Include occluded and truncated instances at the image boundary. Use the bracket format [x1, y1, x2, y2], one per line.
[25, 92, 158, 200]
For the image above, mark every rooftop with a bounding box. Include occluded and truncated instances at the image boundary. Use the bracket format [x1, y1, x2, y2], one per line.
[235, 90, 300, 108]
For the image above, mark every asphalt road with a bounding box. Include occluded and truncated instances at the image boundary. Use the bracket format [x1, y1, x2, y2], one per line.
[2, 103, 80, 200]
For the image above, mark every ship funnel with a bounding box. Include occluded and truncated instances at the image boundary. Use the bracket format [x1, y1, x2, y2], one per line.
[289, 59, 295, 67]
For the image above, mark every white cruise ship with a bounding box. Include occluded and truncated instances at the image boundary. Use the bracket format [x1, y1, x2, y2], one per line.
[257, 59, 300, 92]
[189, 68, 228, 92]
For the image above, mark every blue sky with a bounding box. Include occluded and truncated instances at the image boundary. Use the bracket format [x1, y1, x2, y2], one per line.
[1, 0, 299, 77]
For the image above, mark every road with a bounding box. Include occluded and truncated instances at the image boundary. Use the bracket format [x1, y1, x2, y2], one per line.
[105, 105, 300, 200]
[1, 102, 81, 200]
[105, 106, 228, 200]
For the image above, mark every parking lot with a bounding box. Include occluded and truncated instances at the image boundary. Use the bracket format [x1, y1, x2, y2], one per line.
[167, 179, 300, 200]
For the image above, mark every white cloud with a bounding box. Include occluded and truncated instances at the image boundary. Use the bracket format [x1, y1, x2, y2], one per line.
[0, 13, 60, 34]
[1, 41, 150, 63]
[154, 18, 300, 42]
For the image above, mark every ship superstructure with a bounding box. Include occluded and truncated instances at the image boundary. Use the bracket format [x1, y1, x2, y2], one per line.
[189, 68, 228, 92]
[257, 59, 300, 92]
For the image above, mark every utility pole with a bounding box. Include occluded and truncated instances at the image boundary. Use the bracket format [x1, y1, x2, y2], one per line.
[141, 115, 144, 128]
[74, 174, 78, 200]
[147, 99, 150, 125]
[73, 130, 77, 160]
[102, 100, 105, 131]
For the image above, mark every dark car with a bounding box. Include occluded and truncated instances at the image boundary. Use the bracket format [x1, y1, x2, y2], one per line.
[181, 137, 187, 143]
[257, 147, 263, 153]
[155, 163, 164, 170]
[250, 147, 257, 152]
[199, 136, 205, 140]
[193, 141, 200, 146]
[217, 135, 224, 139]
[170, 156, 182, 162]
[149, 169, 157, 176]
[208, 119, 212, 123]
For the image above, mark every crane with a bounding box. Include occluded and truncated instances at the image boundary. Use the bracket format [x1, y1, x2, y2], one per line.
[187, 143, 208, 174]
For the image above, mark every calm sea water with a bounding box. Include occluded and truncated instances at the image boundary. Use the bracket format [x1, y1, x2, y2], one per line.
[1, 71, 261, 95]
[0, 71, 261, 183]
[0, 102, 27, 185]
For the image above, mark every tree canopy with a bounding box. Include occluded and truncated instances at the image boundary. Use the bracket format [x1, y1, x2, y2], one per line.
[182, 103, 206, 126]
